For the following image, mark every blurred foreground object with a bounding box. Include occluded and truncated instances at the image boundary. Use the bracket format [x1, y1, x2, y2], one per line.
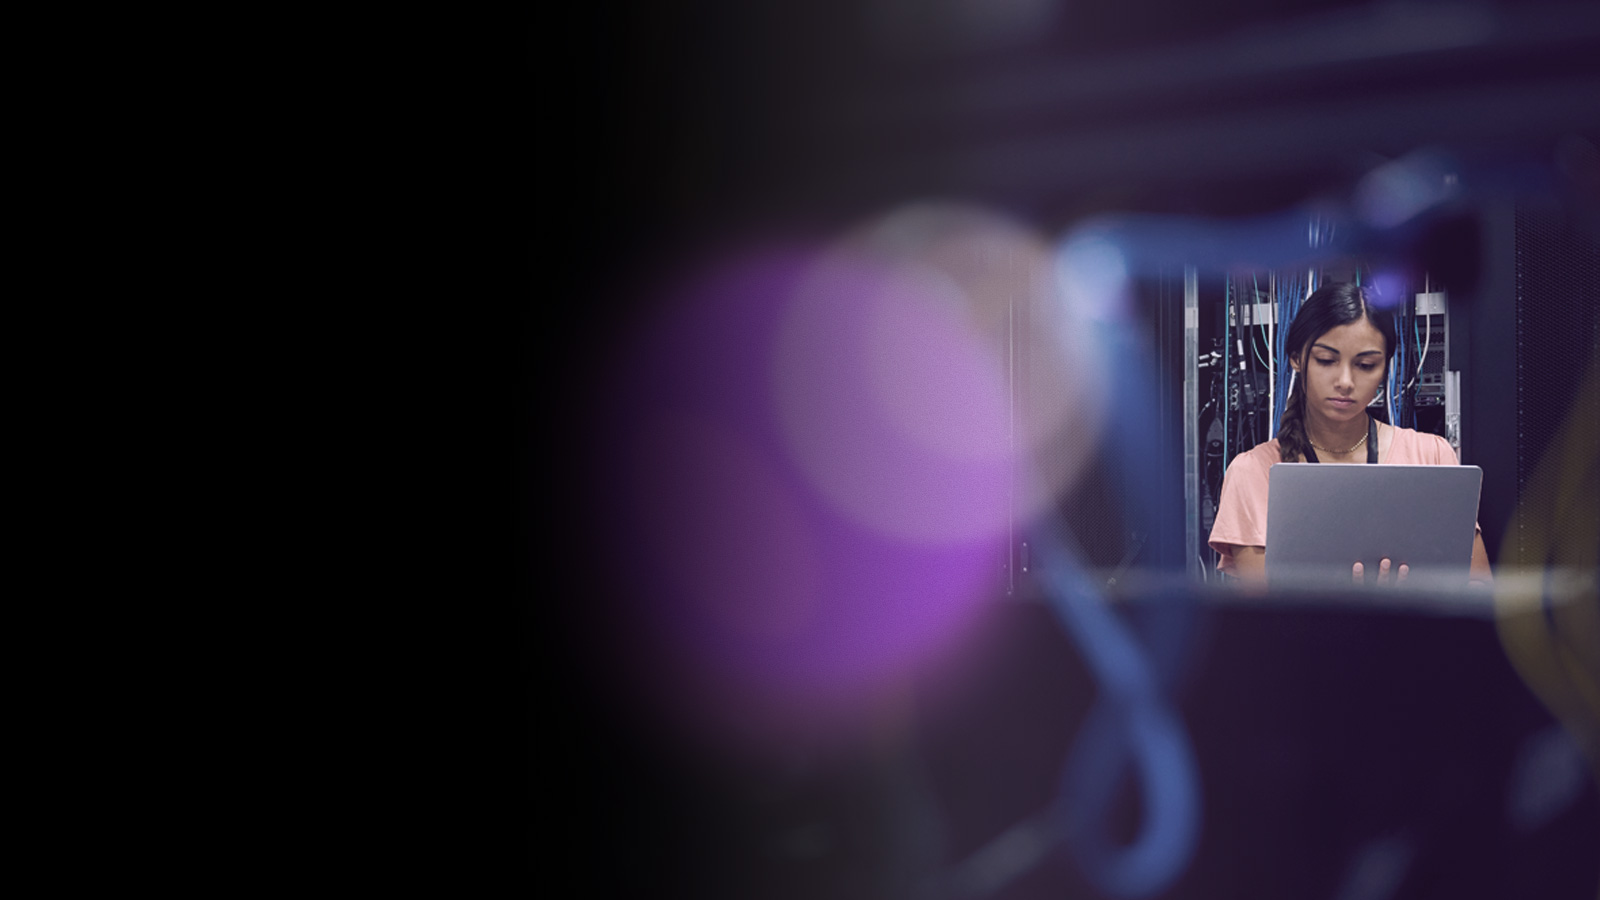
[595, 581, 1599, 899]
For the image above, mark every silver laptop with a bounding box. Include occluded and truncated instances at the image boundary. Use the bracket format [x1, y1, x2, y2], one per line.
[1265, 463, 1482, 589]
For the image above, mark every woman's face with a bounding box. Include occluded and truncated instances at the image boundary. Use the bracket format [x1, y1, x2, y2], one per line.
[1292, 318, 1388, 424]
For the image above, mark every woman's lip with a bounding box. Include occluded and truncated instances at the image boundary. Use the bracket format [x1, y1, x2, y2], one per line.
[1329, 398, 1356, 406]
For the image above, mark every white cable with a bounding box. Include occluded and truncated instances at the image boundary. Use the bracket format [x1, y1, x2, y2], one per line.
[1405, 316, 1431, 391]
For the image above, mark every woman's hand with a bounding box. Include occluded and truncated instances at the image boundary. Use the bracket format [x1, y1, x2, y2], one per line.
[1469, 532, 1493, 588]
[1232, 546, 1267, 583]
[1353, 558, 1409, 587]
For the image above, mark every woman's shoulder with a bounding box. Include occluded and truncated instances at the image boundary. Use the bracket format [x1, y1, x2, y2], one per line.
[1219, 439, 1280, 498]
[1236, 439, 1283, 471]
[1387, 425, 1457, 463]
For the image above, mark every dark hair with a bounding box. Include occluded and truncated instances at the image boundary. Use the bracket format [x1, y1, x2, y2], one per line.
[1277, 282, 1397, 462]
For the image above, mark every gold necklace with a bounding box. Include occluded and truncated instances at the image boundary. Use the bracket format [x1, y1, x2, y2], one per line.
[1309, 432, 1368, 454]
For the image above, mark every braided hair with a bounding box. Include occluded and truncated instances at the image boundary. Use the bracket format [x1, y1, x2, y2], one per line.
[1277, 282, 1398, 463]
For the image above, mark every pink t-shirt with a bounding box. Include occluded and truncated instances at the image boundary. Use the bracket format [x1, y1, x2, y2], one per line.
[1207, 427, 1469, 576]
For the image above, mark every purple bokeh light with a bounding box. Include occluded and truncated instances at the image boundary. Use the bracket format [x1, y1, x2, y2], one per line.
[582, 202, 1111, 751]
[595, 238, 1020, 746]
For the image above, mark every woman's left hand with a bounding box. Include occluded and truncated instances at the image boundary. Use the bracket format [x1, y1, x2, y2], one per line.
[1353, 558, 1409, 587]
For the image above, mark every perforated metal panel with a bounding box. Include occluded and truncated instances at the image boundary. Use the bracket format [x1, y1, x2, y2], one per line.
[1511, 206, 1600, 567]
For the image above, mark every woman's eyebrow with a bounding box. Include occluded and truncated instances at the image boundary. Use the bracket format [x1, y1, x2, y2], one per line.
[1310, 342, 1384, 357]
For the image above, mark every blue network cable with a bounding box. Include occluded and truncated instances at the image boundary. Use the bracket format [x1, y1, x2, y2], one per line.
[942, 305, 1204, 900]
[1271, 273, 1305, 439]
[1388, 313, 1401, 429]
[1414, 316, 1424, 427]
[1034, 529, 1201, 899]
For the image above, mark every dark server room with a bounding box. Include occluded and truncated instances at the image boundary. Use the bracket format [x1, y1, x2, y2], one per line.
[531, 1, 1600, 896]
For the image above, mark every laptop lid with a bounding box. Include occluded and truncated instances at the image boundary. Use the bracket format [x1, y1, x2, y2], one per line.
[1265, 463, 1482, 589]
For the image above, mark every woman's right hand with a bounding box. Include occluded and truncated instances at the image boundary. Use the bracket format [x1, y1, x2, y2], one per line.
[1353, 558, 1409, 587]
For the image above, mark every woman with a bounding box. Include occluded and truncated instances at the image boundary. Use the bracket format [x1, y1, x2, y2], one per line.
[1207, 282, 1493, 586]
